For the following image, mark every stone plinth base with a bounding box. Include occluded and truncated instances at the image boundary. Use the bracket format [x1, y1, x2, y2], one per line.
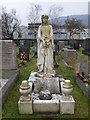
[18, 71, 75, 115]
[28, 71, 63, 94]
[60, 96, 75, 114]
[33, 100, 59, 113]
[18, 99, 33, 114]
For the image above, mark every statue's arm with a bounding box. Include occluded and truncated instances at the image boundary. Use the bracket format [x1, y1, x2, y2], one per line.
[38, 26, 43, 42]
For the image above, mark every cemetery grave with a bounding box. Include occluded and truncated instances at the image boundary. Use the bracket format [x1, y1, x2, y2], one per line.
[1, 15, 89, 119]
[0, 40, 20, 103]
[61, 47, 77, 69]
[2, 44, 88, 119]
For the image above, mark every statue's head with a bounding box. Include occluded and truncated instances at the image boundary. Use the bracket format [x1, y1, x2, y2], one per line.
[41, 15, 49, 25]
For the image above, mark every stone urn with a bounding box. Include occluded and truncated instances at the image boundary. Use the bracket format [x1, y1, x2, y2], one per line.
[19, 80, 31, 101]
[39, 90, 52, 100]
[62, 80, 73, 96]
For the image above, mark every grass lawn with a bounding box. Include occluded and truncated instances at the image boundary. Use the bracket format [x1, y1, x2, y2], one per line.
[2, 46, 88, 119]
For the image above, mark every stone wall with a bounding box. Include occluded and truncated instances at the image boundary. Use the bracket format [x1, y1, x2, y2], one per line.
[0, 40, 17, 70]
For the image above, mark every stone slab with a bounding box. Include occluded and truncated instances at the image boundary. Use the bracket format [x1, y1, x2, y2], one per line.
[18, 100, 33, 114]
[2, 69, 20, 103]
[61, 48, 77, 61]
[76, 78, 89, 98]
[60, 96, 75, 114]
[33, 100, 59, 113]
[0, 40, 17, 70]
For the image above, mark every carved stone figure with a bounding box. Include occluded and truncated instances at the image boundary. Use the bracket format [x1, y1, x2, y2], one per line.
[37, 15, 55, 76]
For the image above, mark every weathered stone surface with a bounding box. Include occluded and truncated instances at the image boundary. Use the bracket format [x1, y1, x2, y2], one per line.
[74, 60, 88, 77]
[61, 48, 77, 61]
[60, 96, 75, 114]
[0, 86, 2, 120]
[0, 20, 2, 39]
[28, 72, 60, 94]
[33, 100, 59, 113]
[0, 40, 17, 70]
[18, 100, 33, 114]
[2, 69, 20, 103]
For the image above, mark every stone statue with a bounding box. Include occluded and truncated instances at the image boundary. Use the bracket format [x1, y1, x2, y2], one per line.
[37, 15, 55, 76]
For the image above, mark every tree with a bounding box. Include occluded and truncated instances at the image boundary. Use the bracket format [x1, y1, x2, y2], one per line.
[48, 4, 63, 26]
[2, 7, 21, 40]
[28, 3, 42, 38]
[65, 17, 86, 39]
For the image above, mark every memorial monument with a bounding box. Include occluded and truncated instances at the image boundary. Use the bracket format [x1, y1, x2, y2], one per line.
[18, 15, 75, 115]
[0, 40, 19, 102]
[37, 15, 55, 76]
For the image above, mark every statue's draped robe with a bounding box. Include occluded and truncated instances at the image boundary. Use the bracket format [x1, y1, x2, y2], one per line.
[37, 25, 54, 73]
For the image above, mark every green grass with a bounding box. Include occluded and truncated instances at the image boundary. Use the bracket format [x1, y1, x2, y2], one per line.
[77, 48, 88, 61]
[2, 46, 88, 119]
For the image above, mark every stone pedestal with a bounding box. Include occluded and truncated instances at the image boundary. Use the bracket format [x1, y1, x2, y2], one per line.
[28, 71, 60, 94]
[33, 100, 59, 113]
[18, 99, 33, 114]
[60, 96, 75, 114]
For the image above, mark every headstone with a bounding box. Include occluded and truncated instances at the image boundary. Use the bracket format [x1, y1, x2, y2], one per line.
[79, 60, 88, 77]
[74, 43, 79, 50]
[58, 41, 65, 50]
[32, 41, 37, 58]
[19, 40, 30, 61]
[82, 38, 90, 55]
[0, 40, 17, 70]
[74, 60, 88, 77]
[0, 40, 19, 103]
[61, 48, 77, 61]
[55, 44, 59, 52]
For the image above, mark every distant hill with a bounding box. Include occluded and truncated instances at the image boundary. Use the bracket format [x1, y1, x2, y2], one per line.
[51, 14, 88, 26]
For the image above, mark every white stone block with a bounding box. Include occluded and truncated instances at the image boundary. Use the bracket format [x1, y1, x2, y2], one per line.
[33, 100, 59, 113]
[60, 96, 75, 114]
[28, 72, 37, 82]
[18, 100, 33, 114]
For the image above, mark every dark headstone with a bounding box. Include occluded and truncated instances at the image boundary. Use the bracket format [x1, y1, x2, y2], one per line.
[58, 41, 65, 50]
[55, 44, 59, 52]
[74, 43, 79, 50]
[19, 40, 30, 61]
[82, 38, 90, 55]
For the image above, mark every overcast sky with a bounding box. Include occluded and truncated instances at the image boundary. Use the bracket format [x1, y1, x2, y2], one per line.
[0, 0, 89, 25]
